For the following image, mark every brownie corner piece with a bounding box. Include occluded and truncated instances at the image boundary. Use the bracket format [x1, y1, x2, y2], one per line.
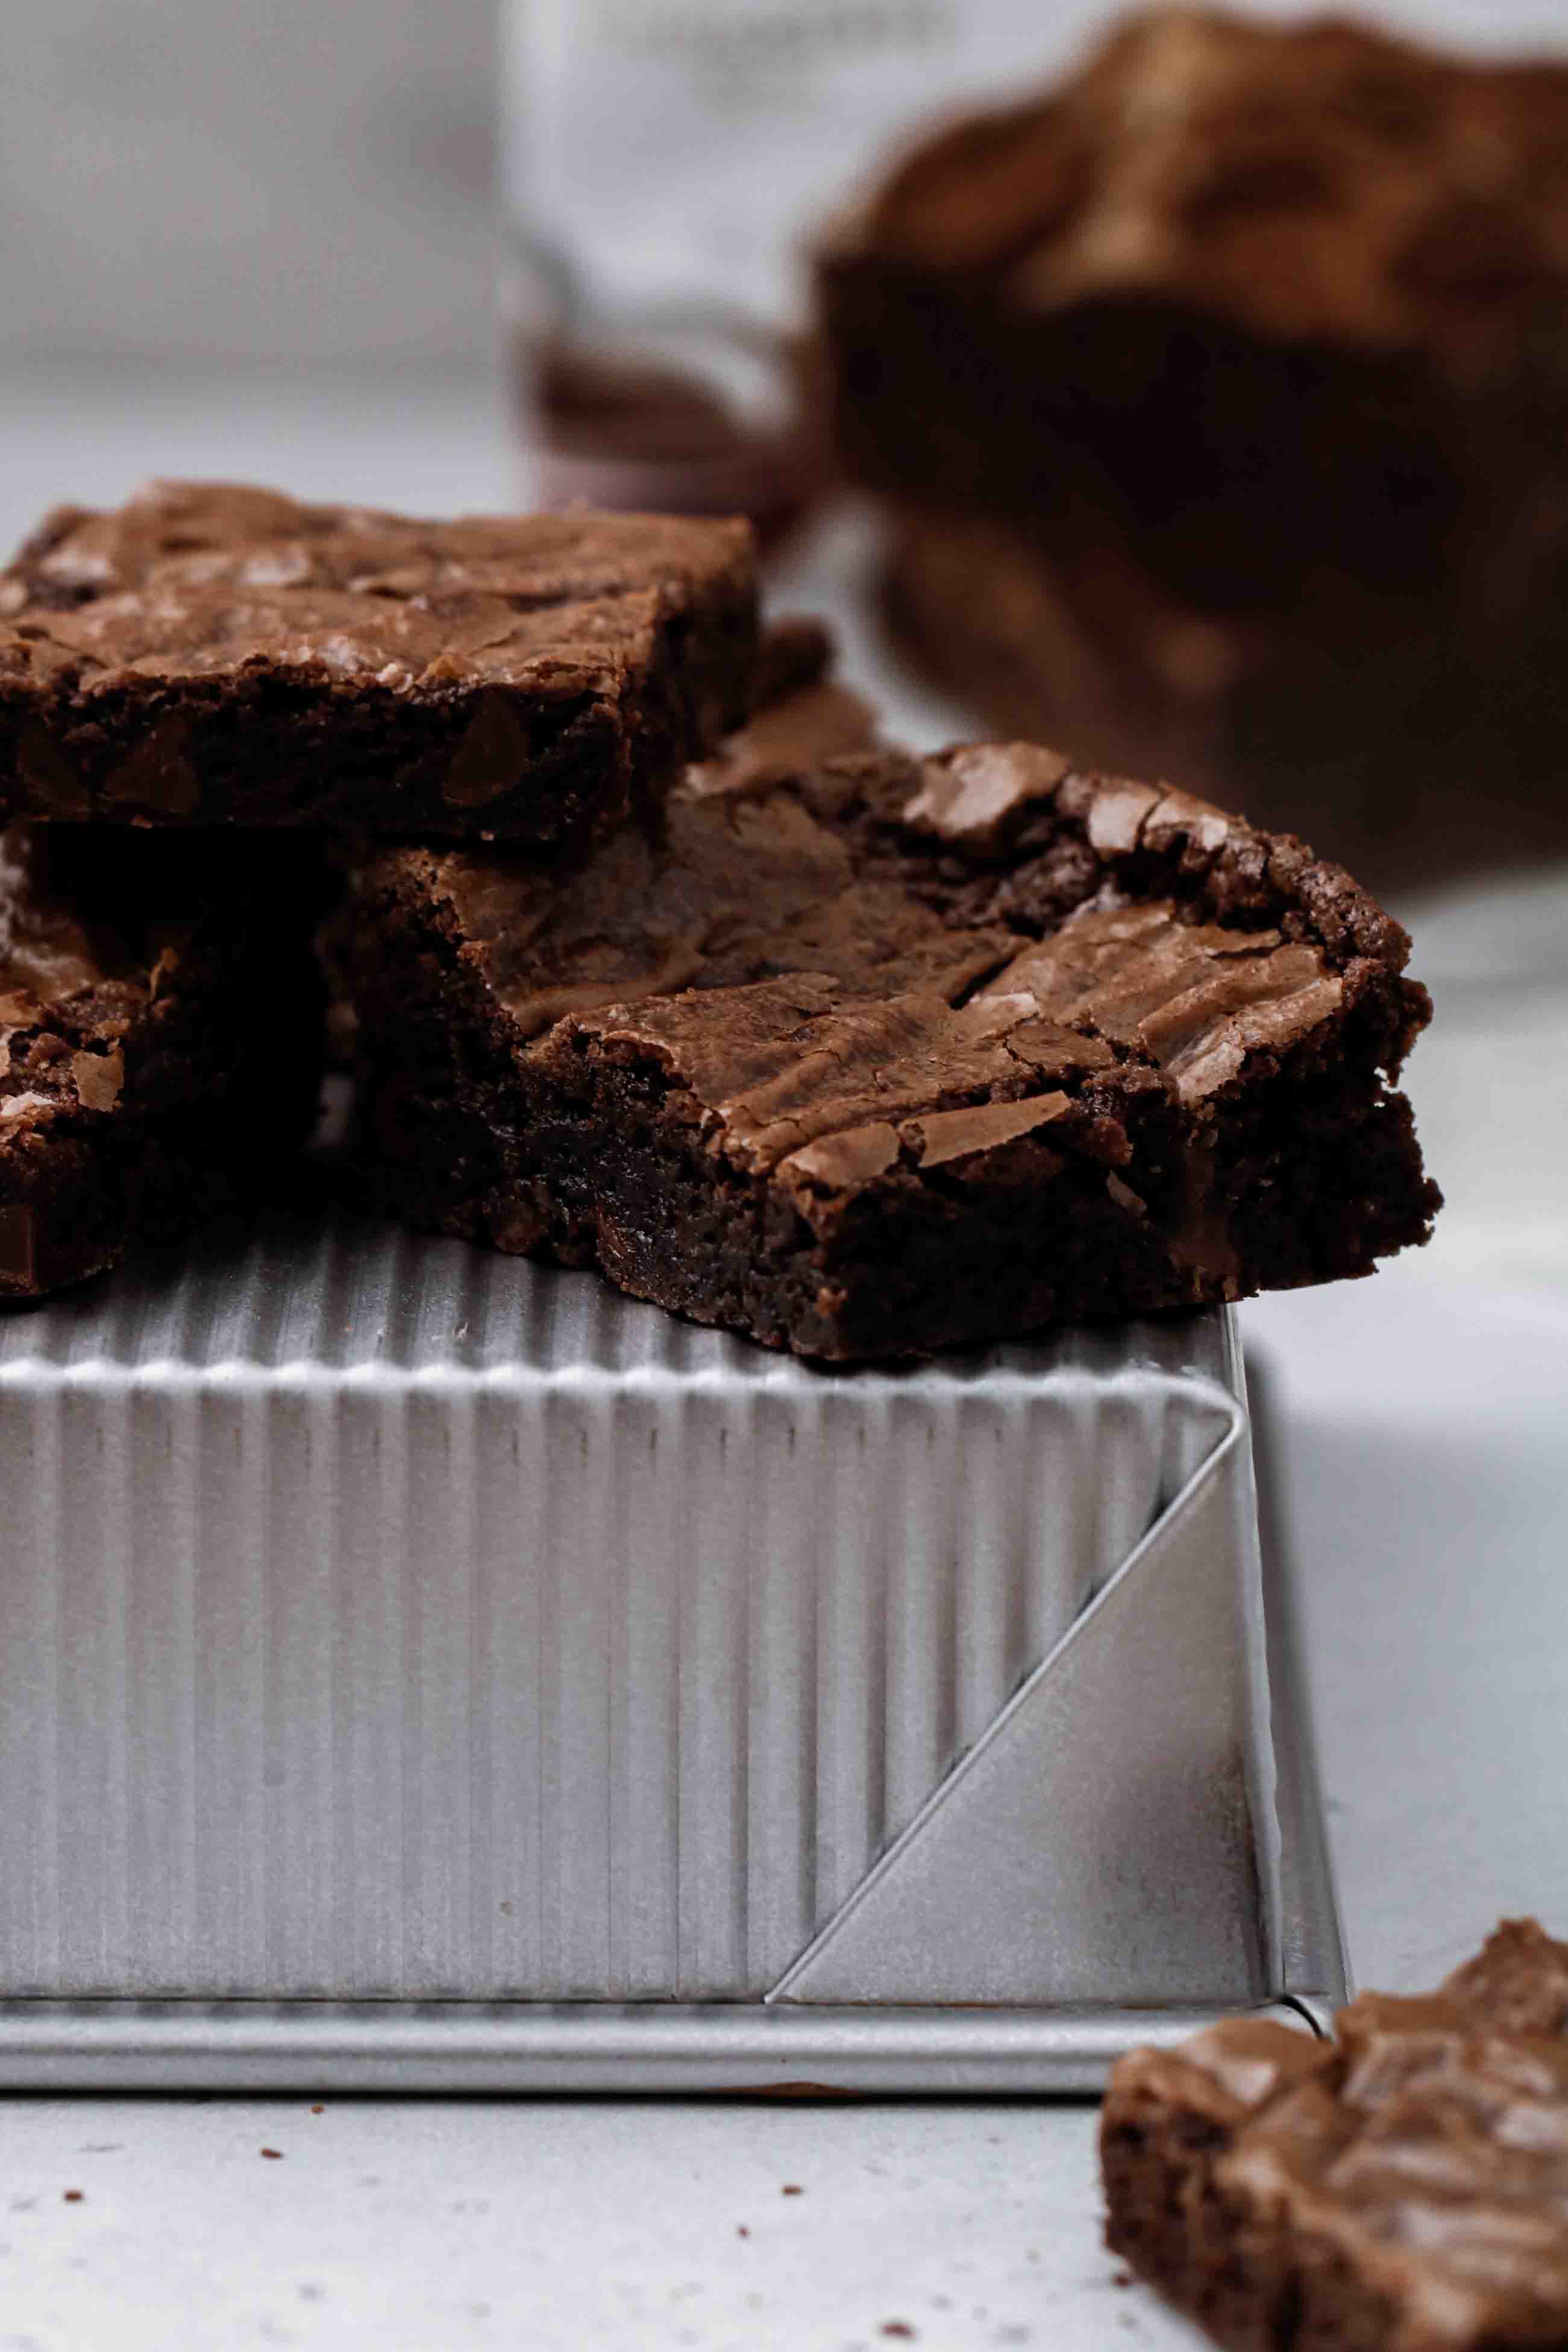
[1100, 2019, 1332, 2306]
[0, 826, 324, 1299]
[0, 482, 757, 839]
[1103, 1920, 1568, 2352]
[351, 715, 1438, 1361]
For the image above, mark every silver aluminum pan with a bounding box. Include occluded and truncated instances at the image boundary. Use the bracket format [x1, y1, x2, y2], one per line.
[0, 1212, 1340, 2086]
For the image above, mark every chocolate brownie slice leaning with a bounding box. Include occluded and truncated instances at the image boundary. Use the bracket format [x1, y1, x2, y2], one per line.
[353, 733, 1437, 1360]
[0, 827, 324, 1297]
[316, 616, 874, 1073]
[1102, 1919, 1568, 2352]
[0, 481, 755, 840]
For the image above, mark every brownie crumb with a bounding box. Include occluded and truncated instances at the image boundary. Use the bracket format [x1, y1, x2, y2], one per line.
[1102, 1917, 1568, 2351]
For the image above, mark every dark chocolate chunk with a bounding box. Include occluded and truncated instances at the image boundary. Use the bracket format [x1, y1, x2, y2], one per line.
[1102, 1919, 1568, 2352]
[351, 721, 1438, 1361]
[0, 481, 756, 841]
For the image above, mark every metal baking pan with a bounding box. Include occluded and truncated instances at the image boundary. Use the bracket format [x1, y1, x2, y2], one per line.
[0, 1208, 1344, 2090]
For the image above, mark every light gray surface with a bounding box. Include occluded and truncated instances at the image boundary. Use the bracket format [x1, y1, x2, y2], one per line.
[0, 372, 1561, 2347]
[1, 0, 494, 368]
[0, 2096, 1138, 2352]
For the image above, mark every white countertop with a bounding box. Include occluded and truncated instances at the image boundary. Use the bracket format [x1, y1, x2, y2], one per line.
[1, 372, 1564, 2352]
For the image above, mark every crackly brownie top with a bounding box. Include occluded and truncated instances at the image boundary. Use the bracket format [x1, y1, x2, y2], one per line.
[838, 7, 1568, 370]
[373, 736, 1426, 1196]
[1115, 1918, 1568, 2347]
[685, 615, 878, 800]
[0, 479, 754, 703]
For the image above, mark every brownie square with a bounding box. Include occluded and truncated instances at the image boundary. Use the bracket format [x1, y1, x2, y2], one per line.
[815, 11, 1568, 618]
[813, 10, 1568, 888]
[351, 708, 1438, 1360]
[0, 826, 324, 1297]
[0, 482, 756, 841]
[1102, 1920, 1568, 2352]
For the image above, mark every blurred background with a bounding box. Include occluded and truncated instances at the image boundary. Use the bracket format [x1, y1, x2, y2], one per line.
[0, 0, 495, 371]
[3, 0, 1564, 371]
[0, 0, 1564, 2002]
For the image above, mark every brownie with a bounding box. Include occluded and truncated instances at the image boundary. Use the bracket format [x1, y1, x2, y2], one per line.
[351, 724, 1438, 1361]
[0, 826, 325, 1297]
[814, 8, 1568, 885]
[1102, 1919, 1568, 2352]
[314, 618, 874, 1076]
[877, 508, 1568, 898]
[0, 481, 756, 840]
[686, 614, 877, 800]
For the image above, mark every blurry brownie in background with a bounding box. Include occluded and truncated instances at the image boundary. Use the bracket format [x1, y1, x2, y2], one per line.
[1102, 1919, 1568, 2351]
[0, 481, 756, 844]
[352, 729, 1437, 1360]
[879, 507, 1568, 899]
[815, 8, 1568, 891]
[0, 829, 324, 1298]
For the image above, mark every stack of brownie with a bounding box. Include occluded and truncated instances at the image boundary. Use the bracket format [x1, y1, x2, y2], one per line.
[0, 477, 1438, 1356]
[812, 8, 1568, 894]
[0, 480, 754, 1300]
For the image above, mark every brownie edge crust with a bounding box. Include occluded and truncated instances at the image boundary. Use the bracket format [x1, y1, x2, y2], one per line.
[352, 725, 1438, 1361]
[1101, 1920, 1568, 2352]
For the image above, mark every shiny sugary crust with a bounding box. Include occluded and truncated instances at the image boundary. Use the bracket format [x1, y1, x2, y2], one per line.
[1102, 1920, 1568, 2352]
[351, 724, 1439, 1361]
[0, 481, 757, 839]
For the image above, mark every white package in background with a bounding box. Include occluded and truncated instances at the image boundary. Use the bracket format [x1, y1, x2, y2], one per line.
[499, 0, 1568, 342]
[501, 0, 1097, 339]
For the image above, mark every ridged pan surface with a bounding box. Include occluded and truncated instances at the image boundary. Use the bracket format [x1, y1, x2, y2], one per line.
[0, 1212, 1242, 2004]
